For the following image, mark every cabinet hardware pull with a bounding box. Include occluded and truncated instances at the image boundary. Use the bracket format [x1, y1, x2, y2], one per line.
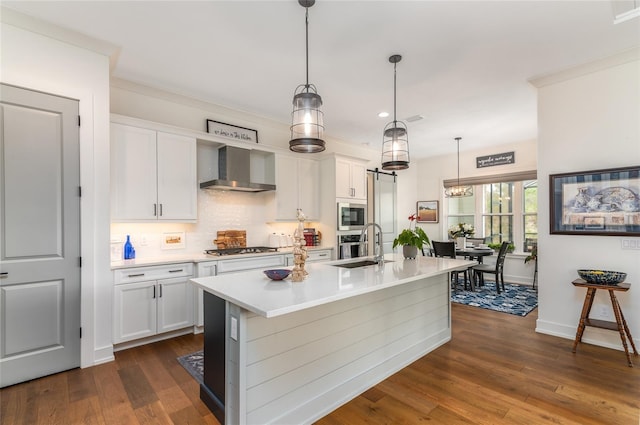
[159, 284, 163, 298]
[0, 272, 8, 278]
[153, 204, 157, 216]
[159, 204, 163, 216]
[168, 269, 183, 273]
[128, 273, 145, 277]
[318, 253, 328, 257]
[153, 285, 156, 299]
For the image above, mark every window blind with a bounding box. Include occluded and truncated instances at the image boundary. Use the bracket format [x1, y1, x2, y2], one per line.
[443, 170, 537, 188]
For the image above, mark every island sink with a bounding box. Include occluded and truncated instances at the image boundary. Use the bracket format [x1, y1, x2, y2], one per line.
[333, 259, 393, 268]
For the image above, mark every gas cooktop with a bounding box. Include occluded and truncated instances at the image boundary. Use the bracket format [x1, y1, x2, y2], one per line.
[204, 246, 279, 256]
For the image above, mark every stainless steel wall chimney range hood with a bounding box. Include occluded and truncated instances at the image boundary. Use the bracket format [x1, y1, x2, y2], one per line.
[199, 146, 276, 192]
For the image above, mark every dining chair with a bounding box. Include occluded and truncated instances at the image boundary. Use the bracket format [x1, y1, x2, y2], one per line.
[432, 241, 473, 291]
[471, 241, 510, 294]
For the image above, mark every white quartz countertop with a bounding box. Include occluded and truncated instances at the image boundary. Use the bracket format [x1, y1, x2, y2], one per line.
[190, 254, 475, 318]
[110, 246, 332, 270]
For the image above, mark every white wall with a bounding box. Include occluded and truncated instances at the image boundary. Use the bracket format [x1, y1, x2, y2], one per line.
[414, 140, 537, 242]
[534, 49, 640, 351]
[111, 78, 380, 161]
[1, 15, 113, 366]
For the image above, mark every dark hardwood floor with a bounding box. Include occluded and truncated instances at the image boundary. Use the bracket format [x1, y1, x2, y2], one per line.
[2, 304, 638, 424]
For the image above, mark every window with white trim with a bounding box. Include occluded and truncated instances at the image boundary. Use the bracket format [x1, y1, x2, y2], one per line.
[446, 179, 537, 253]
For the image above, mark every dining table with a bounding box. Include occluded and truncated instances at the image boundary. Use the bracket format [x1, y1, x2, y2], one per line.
[455, 247, 494, 264]
[451, 247, 494, 291]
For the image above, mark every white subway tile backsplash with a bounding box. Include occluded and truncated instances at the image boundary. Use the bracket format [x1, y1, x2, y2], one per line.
[111, 189, 280, 259]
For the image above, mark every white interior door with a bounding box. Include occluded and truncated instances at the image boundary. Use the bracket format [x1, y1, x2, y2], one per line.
[0, 83, 81, 387]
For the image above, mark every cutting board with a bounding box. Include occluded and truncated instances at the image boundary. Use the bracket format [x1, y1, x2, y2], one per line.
[214, 230, 246, 249]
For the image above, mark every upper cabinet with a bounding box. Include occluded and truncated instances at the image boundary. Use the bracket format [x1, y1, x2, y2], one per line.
[273, 155, 320, 221]
[111, 123, 197, 222]
[335, 157, 367, 201]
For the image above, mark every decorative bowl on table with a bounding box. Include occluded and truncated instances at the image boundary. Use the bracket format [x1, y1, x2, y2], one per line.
[577, 269, 627, 285]
[263, 269, 291, 281]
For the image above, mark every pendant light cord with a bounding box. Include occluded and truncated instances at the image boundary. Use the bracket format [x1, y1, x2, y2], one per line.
[305, 7, 309, 90]
[393, 61, 397, 126]
[456, 137, 461, 187]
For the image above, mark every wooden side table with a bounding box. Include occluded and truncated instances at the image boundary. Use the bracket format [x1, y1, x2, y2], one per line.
[572, 279, 638, 367]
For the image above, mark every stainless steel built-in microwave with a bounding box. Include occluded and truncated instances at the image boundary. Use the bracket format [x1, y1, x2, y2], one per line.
[337, 202, 367, 231]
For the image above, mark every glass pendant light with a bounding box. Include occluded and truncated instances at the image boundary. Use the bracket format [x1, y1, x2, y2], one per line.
[381, 54, 409, 170]
[444, 137, 473, 197]
[289, 0, 325, 153]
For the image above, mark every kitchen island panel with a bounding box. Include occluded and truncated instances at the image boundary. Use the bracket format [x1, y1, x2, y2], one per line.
[225, 273, 450, 425]
[244, 280, 448, 385]
[244, 271, 438, 343]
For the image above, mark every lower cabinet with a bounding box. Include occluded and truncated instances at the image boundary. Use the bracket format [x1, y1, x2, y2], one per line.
[285, 249, 333, 266]
[113, 263, 194, 344]
[195, 261, 218, 329]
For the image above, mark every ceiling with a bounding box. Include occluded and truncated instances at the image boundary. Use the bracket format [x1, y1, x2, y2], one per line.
[4, 1, 639, 158]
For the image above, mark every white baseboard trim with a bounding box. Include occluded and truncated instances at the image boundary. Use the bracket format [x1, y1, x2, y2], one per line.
[113, 327, 193, 352]
[91, 345, 115, 366]
[536, 319, 637, 352]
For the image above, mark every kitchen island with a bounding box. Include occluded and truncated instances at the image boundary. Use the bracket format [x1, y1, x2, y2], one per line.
[190, 253, 474, 425]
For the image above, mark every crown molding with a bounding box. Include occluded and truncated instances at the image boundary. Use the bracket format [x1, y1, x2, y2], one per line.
[1, 6, 120, 71]
[529, 47, 640, 88]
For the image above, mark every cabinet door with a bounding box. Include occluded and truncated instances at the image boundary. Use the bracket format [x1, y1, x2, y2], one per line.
[274, 155, 298, 220]
[297, 158, 319, 220]
[113, 281, 157, 343]
[350, 162, 368, 200]
[335, 159, 352, 198]
[156, 132, 197, 221]
[157, 277, 194, 333]
[111, 124, 158, 220]
[307, 249, 332, 262]
[195, 262, 217, 328]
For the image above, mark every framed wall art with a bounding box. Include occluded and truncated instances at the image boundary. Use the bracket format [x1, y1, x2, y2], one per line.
[206, 119, 258, 144]
[162, 232, 186, 250]
[417, 200, 439, 223]
[549, 165, 640, 236]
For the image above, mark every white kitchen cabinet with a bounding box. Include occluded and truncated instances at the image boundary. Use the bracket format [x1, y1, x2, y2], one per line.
[195, 261, 218, 329]
[217, 255, 286, 274]
[111, 123, 197, 222]
[274, 155, 319, 220]
[113, 263, 194, 344]
[336, 157, 367, 200]
[194, 255, 286, 329]
[285, 249, 333, 266]
[113, 281, 157, 342]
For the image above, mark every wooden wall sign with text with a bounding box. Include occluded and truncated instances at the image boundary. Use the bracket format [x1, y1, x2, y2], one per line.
[476, 151, 515, 168]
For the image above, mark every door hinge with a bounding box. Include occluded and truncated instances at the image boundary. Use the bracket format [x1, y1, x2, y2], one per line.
[78, 115, 81, 126]
[79, 257, 82, 267]
[79, 186, 82, 197]
[80, 327, 82, 338]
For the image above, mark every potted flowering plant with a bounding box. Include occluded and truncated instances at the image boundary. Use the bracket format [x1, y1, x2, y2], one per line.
[448, 223, 475, 238]
[393, 214, 430, 259]
[448, 223, 474, 248]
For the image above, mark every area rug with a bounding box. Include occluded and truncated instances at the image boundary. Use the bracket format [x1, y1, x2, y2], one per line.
[451, 280, 538, 316]
[177, 350, 204, 385]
